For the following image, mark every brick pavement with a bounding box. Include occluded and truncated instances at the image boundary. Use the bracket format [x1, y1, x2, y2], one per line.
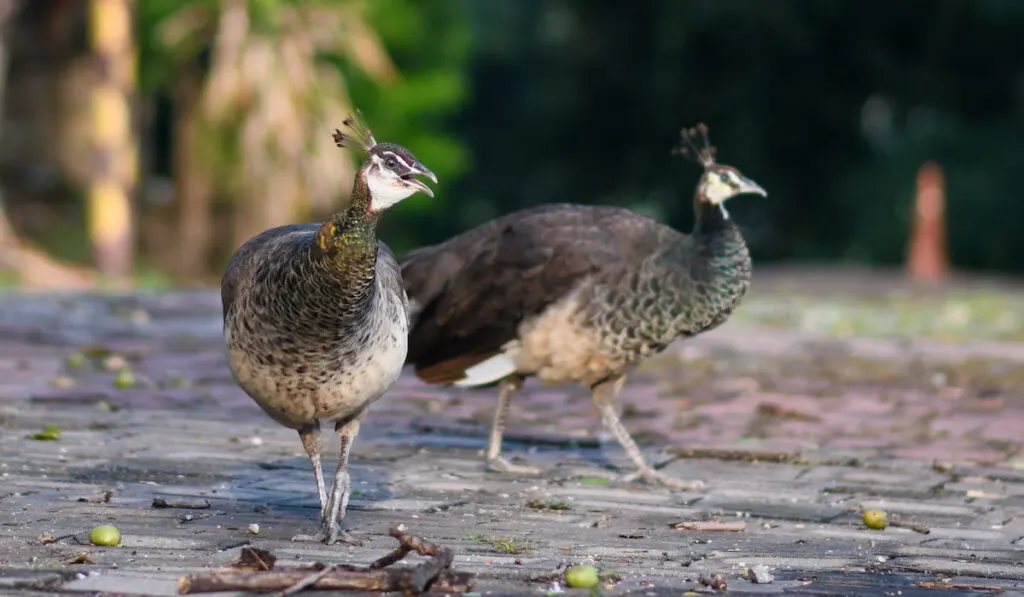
[0, 290, 1022, 595]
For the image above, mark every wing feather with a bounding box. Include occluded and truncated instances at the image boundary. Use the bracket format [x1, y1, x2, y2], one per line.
[401, 204, 680, 382]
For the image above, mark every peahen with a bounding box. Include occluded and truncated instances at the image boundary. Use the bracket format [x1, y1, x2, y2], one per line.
[399, 124, 764, 489]
[221, 116, 436, 543]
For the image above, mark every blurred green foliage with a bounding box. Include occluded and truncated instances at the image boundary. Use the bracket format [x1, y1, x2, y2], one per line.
[353, 0, 472, 249]
[125, 0, 1024, 270]
[135, 0, 470, 242]
[436, 0, 1024, 273]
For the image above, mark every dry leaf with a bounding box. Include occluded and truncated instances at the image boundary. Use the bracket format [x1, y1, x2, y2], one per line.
[232, 546, 277, 571]
[64, 552, 95, 565]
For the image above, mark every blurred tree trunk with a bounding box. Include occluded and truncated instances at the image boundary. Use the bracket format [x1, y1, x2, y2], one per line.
[0, 0, 16, 248]
[87, 0, 136, 282]
[171, 62, 212, 279]
[0, 0, 94, 289]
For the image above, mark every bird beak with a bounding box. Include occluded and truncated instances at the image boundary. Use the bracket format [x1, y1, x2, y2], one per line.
[739, 177, 767, 198]
[405, 163, 438, 198]
[417, 164, 439, 185]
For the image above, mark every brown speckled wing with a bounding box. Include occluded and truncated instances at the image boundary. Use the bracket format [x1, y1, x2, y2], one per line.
[400, 204, 677, 382]
[220, 224, 320, 323]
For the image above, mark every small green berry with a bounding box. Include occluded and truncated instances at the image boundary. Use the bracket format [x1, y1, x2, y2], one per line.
[65, 352, 86, 368]
[113, 370, 136, 389]
[862, 509, 888, 530]
[565, 564, 600, 589]
[88, 525, 121, 546]
[29, 424, 62, 441]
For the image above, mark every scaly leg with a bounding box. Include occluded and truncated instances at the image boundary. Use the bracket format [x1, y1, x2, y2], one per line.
[292, 418, 362, 545]
[297, 422, 327, 515]
[485, 375, 540, 475]
[324, 418, 360, 544]
[591, 375, 704, 490]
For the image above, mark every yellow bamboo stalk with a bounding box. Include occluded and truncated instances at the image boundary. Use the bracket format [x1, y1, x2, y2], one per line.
[88, 0, 136, 280]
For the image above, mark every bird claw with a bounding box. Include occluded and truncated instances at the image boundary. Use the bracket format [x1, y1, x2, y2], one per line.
[486, 456, 542, 476]
[291, 507, 361, 546]
[291, 525, 362, 546]
[618, 468, 705, 490]
[291, 531, 328, 543]
[329, 529, 362, 546]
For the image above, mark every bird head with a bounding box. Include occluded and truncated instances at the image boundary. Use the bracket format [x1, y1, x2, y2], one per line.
[333, 115, 437, 213]
[673, 123, 766, 206]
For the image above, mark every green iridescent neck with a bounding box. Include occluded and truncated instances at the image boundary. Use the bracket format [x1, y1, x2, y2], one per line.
[313, 173, 379, 277]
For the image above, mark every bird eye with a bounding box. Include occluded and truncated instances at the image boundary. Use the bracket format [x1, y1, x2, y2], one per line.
[718, 173, 730, 184]
[385, 157, 397, 169]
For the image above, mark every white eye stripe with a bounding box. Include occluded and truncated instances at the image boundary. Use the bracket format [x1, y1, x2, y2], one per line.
[380, 151, 412, 170]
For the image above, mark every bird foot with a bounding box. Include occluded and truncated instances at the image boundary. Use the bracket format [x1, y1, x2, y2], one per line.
[618, 467, 705, 490]
[291, 523, 362, 546]
[486, 456, 542, 476]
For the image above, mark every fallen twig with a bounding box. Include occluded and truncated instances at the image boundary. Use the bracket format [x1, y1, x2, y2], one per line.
[77, 489, 114, 504]
[152, 497, 211, 510]
[38, 532, 78, 545]
[281, 564, 336, 597]
[232, 547, 276, 571]
[665, 446, 797, 463]
[754, 401, 822, 422]
[890, 518, 931, 534]
[178, 527, 471, 595]
[916, 580, 1004, 592]
[217, 539, 251, 552]
[63, 552, 95, 565]
[670, 520, 746, 532]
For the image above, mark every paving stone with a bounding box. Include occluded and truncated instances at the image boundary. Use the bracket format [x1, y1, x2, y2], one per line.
[882, 557, 1024, 580]
[857, 499, 983, 518]
[695, 499, 848, 523]
[1, 290, 1024, 595]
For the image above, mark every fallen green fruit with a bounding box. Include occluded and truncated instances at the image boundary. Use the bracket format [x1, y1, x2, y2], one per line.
[862, 509, 888, 530]
[565, 564, 600, 589]
[28, 424, 61, 441]
[88, 525, 121, 546]
[65, 352, 86, 368]
[113, 370, 136, 389]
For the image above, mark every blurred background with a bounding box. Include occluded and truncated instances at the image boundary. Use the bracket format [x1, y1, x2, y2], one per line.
[0, 0, 1022, 294]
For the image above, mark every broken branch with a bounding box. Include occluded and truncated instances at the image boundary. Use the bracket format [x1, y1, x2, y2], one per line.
[152, 496, 211, 510]
[890, 518, 931, 534]
[665, 446, 796, 463]
[178, 527, 471, 595]
[916, 581, 1003, 592]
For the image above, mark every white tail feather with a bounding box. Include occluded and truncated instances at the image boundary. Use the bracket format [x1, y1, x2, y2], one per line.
[453, 353, 517, 387]
[407, 299, 422, 327]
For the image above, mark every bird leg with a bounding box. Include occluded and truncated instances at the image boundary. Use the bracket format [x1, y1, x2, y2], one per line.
[485, 375, 540, 475]
[297, 422, 328, 515]
[323, 418, 359, 545]
[590, 375, 704, 490]
[291, 418, 362, 545]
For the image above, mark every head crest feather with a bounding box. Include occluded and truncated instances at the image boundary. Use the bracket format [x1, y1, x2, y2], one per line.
[671, 122, 717, 169]
[332, 111, 377, 153]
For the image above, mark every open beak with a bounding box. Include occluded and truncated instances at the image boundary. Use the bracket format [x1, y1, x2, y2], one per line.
[739, 177, 767, 198]
[403, 163, 438, 198]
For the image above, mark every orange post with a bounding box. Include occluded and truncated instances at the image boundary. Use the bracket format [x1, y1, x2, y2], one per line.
[906, 161, 948, 283]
